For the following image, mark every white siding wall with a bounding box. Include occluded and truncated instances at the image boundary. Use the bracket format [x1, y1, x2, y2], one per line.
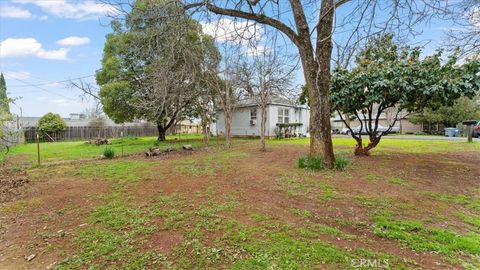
[216, 104, 310, 137]
[231, 107, 260, 136]
[216, 107, 261, 136]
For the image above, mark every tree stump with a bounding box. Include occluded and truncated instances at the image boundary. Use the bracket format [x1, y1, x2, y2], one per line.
[145, 147, 161, 157]
[182, 144, 193, 150]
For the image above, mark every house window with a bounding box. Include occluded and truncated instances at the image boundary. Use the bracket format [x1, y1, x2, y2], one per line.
[250, 108, 257, 121]
[278, 108, 289, 124]
[249, 108, 257, 125]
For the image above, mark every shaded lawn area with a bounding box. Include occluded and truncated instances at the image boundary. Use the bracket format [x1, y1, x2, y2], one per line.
[1, 138, 479, 269]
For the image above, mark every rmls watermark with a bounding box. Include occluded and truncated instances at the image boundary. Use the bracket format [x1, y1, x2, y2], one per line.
[347, 257, 390, 269]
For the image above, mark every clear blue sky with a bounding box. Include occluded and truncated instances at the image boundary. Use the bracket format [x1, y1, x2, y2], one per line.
[0, 0, 452, 117]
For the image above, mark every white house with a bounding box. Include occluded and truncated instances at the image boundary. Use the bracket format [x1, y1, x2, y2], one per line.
[215, 96, 310, 137]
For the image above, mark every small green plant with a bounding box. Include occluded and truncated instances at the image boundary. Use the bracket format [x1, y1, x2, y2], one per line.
[298, 156, 324, 171]
[333, 156, 348, 170]
[103, 147, 115, 159]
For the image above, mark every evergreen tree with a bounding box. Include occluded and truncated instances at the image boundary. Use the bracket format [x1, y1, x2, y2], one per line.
[0, 73, 10, 114]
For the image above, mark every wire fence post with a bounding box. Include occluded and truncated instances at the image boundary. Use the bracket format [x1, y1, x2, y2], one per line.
[120, 131, 124, 156]
[36, 133, 41, 166]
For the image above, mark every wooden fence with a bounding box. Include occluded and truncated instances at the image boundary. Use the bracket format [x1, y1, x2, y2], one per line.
[23, 125, 200, 142]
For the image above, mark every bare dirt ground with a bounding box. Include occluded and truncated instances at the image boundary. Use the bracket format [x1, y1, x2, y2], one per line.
[1, 142, 479, 269]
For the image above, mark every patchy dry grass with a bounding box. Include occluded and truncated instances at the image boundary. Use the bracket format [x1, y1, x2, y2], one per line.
[1, 137, 479, 269]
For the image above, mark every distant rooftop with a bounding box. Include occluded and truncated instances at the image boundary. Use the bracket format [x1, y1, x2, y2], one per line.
[234, 95, 304, 109]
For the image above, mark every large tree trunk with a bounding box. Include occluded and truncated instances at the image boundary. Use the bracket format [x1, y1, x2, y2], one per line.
[201, 113, 209, 148]
[294, 0, 335, 168]
[313, 0, 336, 168]
[157, 123, 166, 141]
[224, 108, 232, 148]
[300, 53, 335, 168]
[260, 105, 267, 152]
[354, 137, 381, 156]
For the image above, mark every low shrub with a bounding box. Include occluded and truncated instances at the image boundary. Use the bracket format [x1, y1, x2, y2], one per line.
[334, 156, 349, 170]
[103, 147, 115, 159]
[298, 156, 324, 171]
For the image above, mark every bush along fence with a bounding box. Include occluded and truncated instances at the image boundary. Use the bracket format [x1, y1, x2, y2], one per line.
[23, 124, 201, 142]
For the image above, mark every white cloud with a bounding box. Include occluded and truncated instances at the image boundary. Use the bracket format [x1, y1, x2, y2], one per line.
[0, 5, 32, 19]
[56, 36, 90, 46]
[3, 71, 31, 80]
[0, 38, 69, 60]
[12, 0, 117, 20]
[201, 18, 263, 44]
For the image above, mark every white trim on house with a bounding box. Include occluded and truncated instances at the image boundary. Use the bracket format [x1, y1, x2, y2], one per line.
[215, 97, 310, 137]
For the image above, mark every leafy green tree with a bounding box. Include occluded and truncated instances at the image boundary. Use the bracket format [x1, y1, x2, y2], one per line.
[331, 34, 480, 155]
[38, 113, 67, 139]
[97, 0, 220, 141]
[410, 96, 480, 127]
[0, 73, 13, 159]
[0, 73, 9, 114]
[297, 85, 308, 105]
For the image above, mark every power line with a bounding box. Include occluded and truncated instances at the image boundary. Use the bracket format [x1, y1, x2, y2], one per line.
[7, 77, 80, 102]
[6, 74, 95, 87]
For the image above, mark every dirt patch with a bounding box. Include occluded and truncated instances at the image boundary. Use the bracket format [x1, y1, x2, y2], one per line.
[0, 168, 31, 204]
[0, 175, 109, 270]
[2, 142, 479, 269]
[147, 218, 184, 254]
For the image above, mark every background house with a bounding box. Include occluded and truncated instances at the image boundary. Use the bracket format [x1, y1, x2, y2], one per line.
[330, 109, 423, 134]
[215, 97, 310, 137]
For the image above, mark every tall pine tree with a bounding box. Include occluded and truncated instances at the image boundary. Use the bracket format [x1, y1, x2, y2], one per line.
[0, 73, 10, 114]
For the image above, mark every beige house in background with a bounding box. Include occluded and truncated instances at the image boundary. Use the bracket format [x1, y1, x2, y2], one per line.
[172, 119, 202, 134]
[331, 108, 423, 134]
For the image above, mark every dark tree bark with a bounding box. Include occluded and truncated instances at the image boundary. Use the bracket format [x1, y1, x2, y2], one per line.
[200, 112, 210, 147]
[260, 104, 267, 152]
[156, 114, 178, 142]
[292, 0, 335, 168]
[157, 123, 166, 141]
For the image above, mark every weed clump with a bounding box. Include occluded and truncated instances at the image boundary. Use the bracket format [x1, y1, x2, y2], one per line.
[298, 156, 324, 171]
[103, 147, 115, 159]
[333, 156, 349, 170]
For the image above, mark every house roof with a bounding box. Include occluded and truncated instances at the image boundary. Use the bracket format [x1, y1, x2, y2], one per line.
[234, 96, 305, 109]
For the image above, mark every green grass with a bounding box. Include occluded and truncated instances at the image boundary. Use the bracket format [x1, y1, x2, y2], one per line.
[269, 137, 480, 153]
[174, 149, 249, 176]
[456, 212, 480, 228]
[388, 177, 408, 186]
[290, 207, 313, 218]
[333, 156, 349, 170]
[298, 155, 324, 170]
[74, 159, 157, 185]
[7, 134, 206, 164]
[278, 175, 336, 200]
[55, 193, 163, 269]
[373, 210, 480, 258]
[9, 135, 479, 165]
[426, 191, 480, 210]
